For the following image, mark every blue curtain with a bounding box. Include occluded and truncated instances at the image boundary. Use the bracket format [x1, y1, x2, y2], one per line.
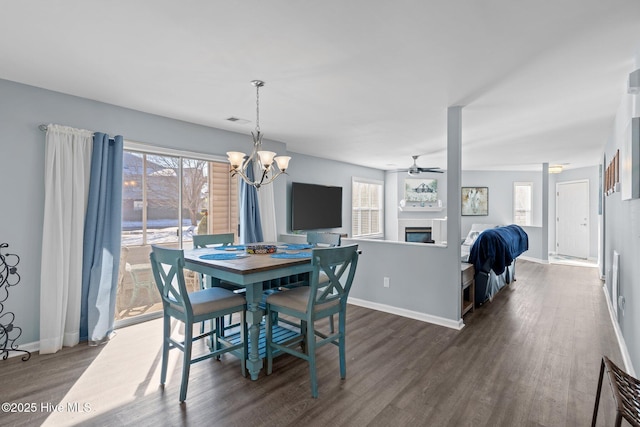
[239, 159, 264, 243]
[80, 133, 123, 345]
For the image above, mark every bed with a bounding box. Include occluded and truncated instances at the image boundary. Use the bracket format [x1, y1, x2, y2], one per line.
[461, 224, 529, 306]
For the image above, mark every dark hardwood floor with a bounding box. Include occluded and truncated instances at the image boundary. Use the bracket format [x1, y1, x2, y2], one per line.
[1, 260, 623, 426]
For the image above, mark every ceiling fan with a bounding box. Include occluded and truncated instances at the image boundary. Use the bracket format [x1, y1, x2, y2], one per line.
[400, 155, 443, 175]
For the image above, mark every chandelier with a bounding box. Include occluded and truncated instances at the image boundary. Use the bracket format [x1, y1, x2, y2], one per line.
[227, 80, 291, 189]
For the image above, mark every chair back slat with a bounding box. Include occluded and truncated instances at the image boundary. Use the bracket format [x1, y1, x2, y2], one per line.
[193, 233, 235, 248]
[308, 245, 358, 311]
[149, 246, 192, 317]
[307, 232, 341, 247]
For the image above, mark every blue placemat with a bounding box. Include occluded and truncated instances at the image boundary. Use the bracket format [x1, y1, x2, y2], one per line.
[199, 253, 247, 260]
[213, 245, 246, 251]
[271, 252, 312, 259]
[280, 244, 313, 250]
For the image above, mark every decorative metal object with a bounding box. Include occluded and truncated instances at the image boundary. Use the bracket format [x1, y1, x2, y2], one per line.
[0, 243, 31, 361]
[227, 80, 291, 189]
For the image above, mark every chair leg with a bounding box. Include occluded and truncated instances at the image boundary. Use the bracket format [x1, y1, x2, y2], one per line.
[130, 286, 140, 306]
[329, 315, 335, 333]
[339, 312, 346, 379]
[591, 357, 605, 427]
[307, 319, 318, 398]
[301, 320, 308, 354]
[615, 412, 623, 427]
[179, 322, 193, 403]
[198, 273, 206, 334]
[213, 318, 221, 356]
[160, 315, 171, 386]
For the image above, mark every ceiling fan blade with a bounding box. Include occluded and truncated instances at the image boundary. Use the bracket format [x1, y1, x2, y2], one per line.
[417, 167, 443, 173]
[394, 168, 444, 174]
[394, 155, 443, 173]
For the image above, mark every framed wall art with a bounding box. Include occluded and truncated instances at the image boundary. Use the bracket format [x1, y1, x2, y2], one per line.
[461, 186, 488, 216]
[404, 178, 438, 205]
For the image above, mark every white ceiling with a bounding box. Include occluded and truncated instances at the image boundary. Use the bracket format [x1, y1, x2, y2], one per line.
[2, 1, 639, 171]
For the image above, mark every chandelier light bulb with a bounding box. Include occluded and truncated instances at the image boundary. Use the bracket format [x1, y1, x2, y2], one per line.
[257, 150, 276, 169]
[274, 156, 291, 171]
[227, 151, 246, 169]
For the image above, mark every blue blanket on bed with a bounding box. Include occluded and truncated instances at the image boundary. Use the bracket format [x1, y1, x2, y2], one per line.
[469, 225, 528, 275]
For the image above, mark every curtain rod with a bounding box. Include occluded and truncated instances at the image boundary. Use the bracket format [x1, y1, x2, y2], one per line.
[38, 124, 96, 135]
[38, 123, 120, 147]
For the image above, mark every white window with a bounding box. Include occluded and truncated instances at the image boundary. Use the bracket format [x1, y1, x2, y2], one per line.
[513, 182, 532, 226]
[352, 178, 383, 238]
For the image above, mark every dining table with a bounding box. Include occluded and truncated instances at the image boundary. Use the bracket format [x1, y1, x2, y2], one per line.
[183, 243, 314, 380]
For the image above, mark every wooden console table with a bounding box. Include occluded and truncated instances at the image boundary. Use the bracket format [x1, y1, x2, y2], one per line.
[461, 263, 475, 316]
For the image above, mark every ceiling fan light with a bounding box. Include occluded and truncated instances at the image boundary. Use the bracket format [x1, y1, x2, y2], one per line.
[548, 164, 563, 174]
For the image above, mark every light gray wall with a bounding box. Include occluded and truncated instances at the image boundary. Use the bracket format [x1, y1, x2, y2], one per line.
[461, 170, 548, 260]
[282, 152, 384, 236]
[602, 53, 640, 373]
[0, 78, 291, 344]
[349, 107, 463, 324]
[459, 167, 600, 262]
[345, 239, 459, 323]
[461, 170, 543, 229]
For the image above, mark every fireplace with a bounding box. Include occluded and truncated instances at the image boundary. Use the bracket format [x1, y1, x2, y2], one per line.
[405, 227, 434, 243]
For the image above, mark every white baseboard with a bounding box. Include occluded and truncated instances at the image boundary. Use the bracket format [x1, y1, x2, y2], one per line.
[518, 255, 548, 264]
[602, 284, 636, 376]
[348, 297, 464, 330]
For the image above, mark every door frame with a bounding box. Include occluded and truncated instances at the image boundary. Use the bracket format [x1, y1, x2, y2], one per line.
[555, 179, 590, 258]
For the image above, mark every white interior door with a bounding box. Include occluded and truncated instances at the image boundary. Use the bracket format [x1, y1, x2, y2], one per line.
[556, 180, 589, 258]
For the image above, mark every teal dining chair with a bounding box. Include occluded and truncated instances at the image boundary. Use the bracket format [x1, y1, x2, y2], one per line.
[193, 233, 235, 250]
[192, 233, 236, 293]
[265, 244, 359, 398]
[193, 233, 238, 332]
[261, 232, 343, 324]
[307, 231, 342, 332]
[149, 245, 247, 402]
[306, 231, 341, 248]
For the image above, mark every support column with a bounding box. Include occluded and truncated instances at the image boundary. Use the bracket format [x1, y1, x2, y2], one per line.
[447, 106, 463, 319]
[542, 163, 549, 262]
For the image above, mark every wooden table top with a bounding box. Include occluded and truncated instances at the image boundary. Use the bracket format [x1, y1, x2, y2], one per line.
[184, 247, 312, 275]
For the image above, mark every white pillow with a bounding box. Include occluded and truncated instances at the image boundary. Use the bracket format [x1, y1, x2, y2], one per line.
[463, 230, 481, 246]
[462, 224, 499, 246]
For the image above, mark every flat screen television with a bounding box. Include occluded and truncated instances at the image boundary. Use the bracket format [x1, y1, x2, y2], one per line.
[291, 182, 342, 231]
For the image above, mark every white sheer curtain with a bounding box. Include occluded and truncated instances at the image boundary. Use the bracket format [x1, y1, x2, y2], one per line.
[255, 161, 277, 241]
[40, 125, 93, 354]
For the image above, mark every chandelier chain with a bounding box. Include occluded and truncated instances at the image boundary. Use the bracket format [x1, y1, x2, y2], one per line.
[255, 83, 260, 133]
